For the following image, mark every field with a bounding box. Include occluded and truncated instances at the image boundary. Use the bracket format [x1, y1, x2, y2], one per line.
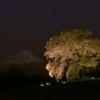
[0, 81, 100, 100]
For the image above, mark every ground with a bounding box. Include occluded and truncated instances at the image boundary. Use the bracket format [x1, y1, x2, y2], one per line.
[0, 81, 100, 100]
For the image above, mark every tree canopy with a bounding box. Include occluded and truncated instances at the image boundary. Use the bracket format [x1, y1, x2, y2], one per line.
[44, 27, 100, 82]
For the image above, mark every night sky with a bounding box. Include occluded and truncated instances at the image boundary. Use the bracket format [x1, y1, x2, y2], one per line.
[0, 0, 100, 60]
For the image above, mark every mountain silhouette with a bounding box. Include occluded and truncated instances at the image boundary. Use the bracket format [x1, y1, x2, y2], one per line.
[0, 51, 47, 75]
[0, 51, 44, 65]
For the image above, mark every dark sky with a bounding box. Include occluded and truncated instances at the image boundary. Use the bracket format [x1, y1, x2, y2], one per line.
[0, 0, 100, 60]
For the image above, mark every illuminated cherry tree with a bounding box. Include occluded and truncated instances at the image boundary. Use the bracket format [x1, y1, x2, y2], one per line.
[44, 27, 100, 82]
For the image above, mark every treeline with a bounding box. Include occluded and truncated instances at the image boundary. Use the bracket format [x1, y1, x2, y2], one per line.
[0, 66, 56, 92]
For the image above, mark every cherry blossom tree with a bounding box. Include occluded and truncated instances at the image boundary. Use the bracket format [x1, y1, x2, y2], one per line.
[44, 27, 100, 82]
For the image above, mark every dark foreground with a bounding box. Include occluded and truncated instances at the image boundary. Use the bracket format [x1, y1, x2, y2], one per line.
[0, 81, 100, 100]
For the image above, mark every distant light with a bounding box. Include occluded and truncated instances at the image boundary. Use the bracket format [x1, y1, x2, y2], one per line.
[91, 77, 96, 80]
[46, 82, 51, 86]
[39, 83, 44, 87]
[61, 81, 66, 84]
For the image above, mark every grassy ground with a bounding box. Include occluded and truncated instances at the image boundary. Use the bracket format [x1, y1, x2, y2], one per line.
[0, 81, 100, 100]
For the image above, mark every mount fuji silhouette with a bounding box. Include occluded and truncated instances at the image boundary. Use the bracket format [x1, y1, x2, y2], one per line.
[0, 51, 47, 75]
[1, 51, 44, 65]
